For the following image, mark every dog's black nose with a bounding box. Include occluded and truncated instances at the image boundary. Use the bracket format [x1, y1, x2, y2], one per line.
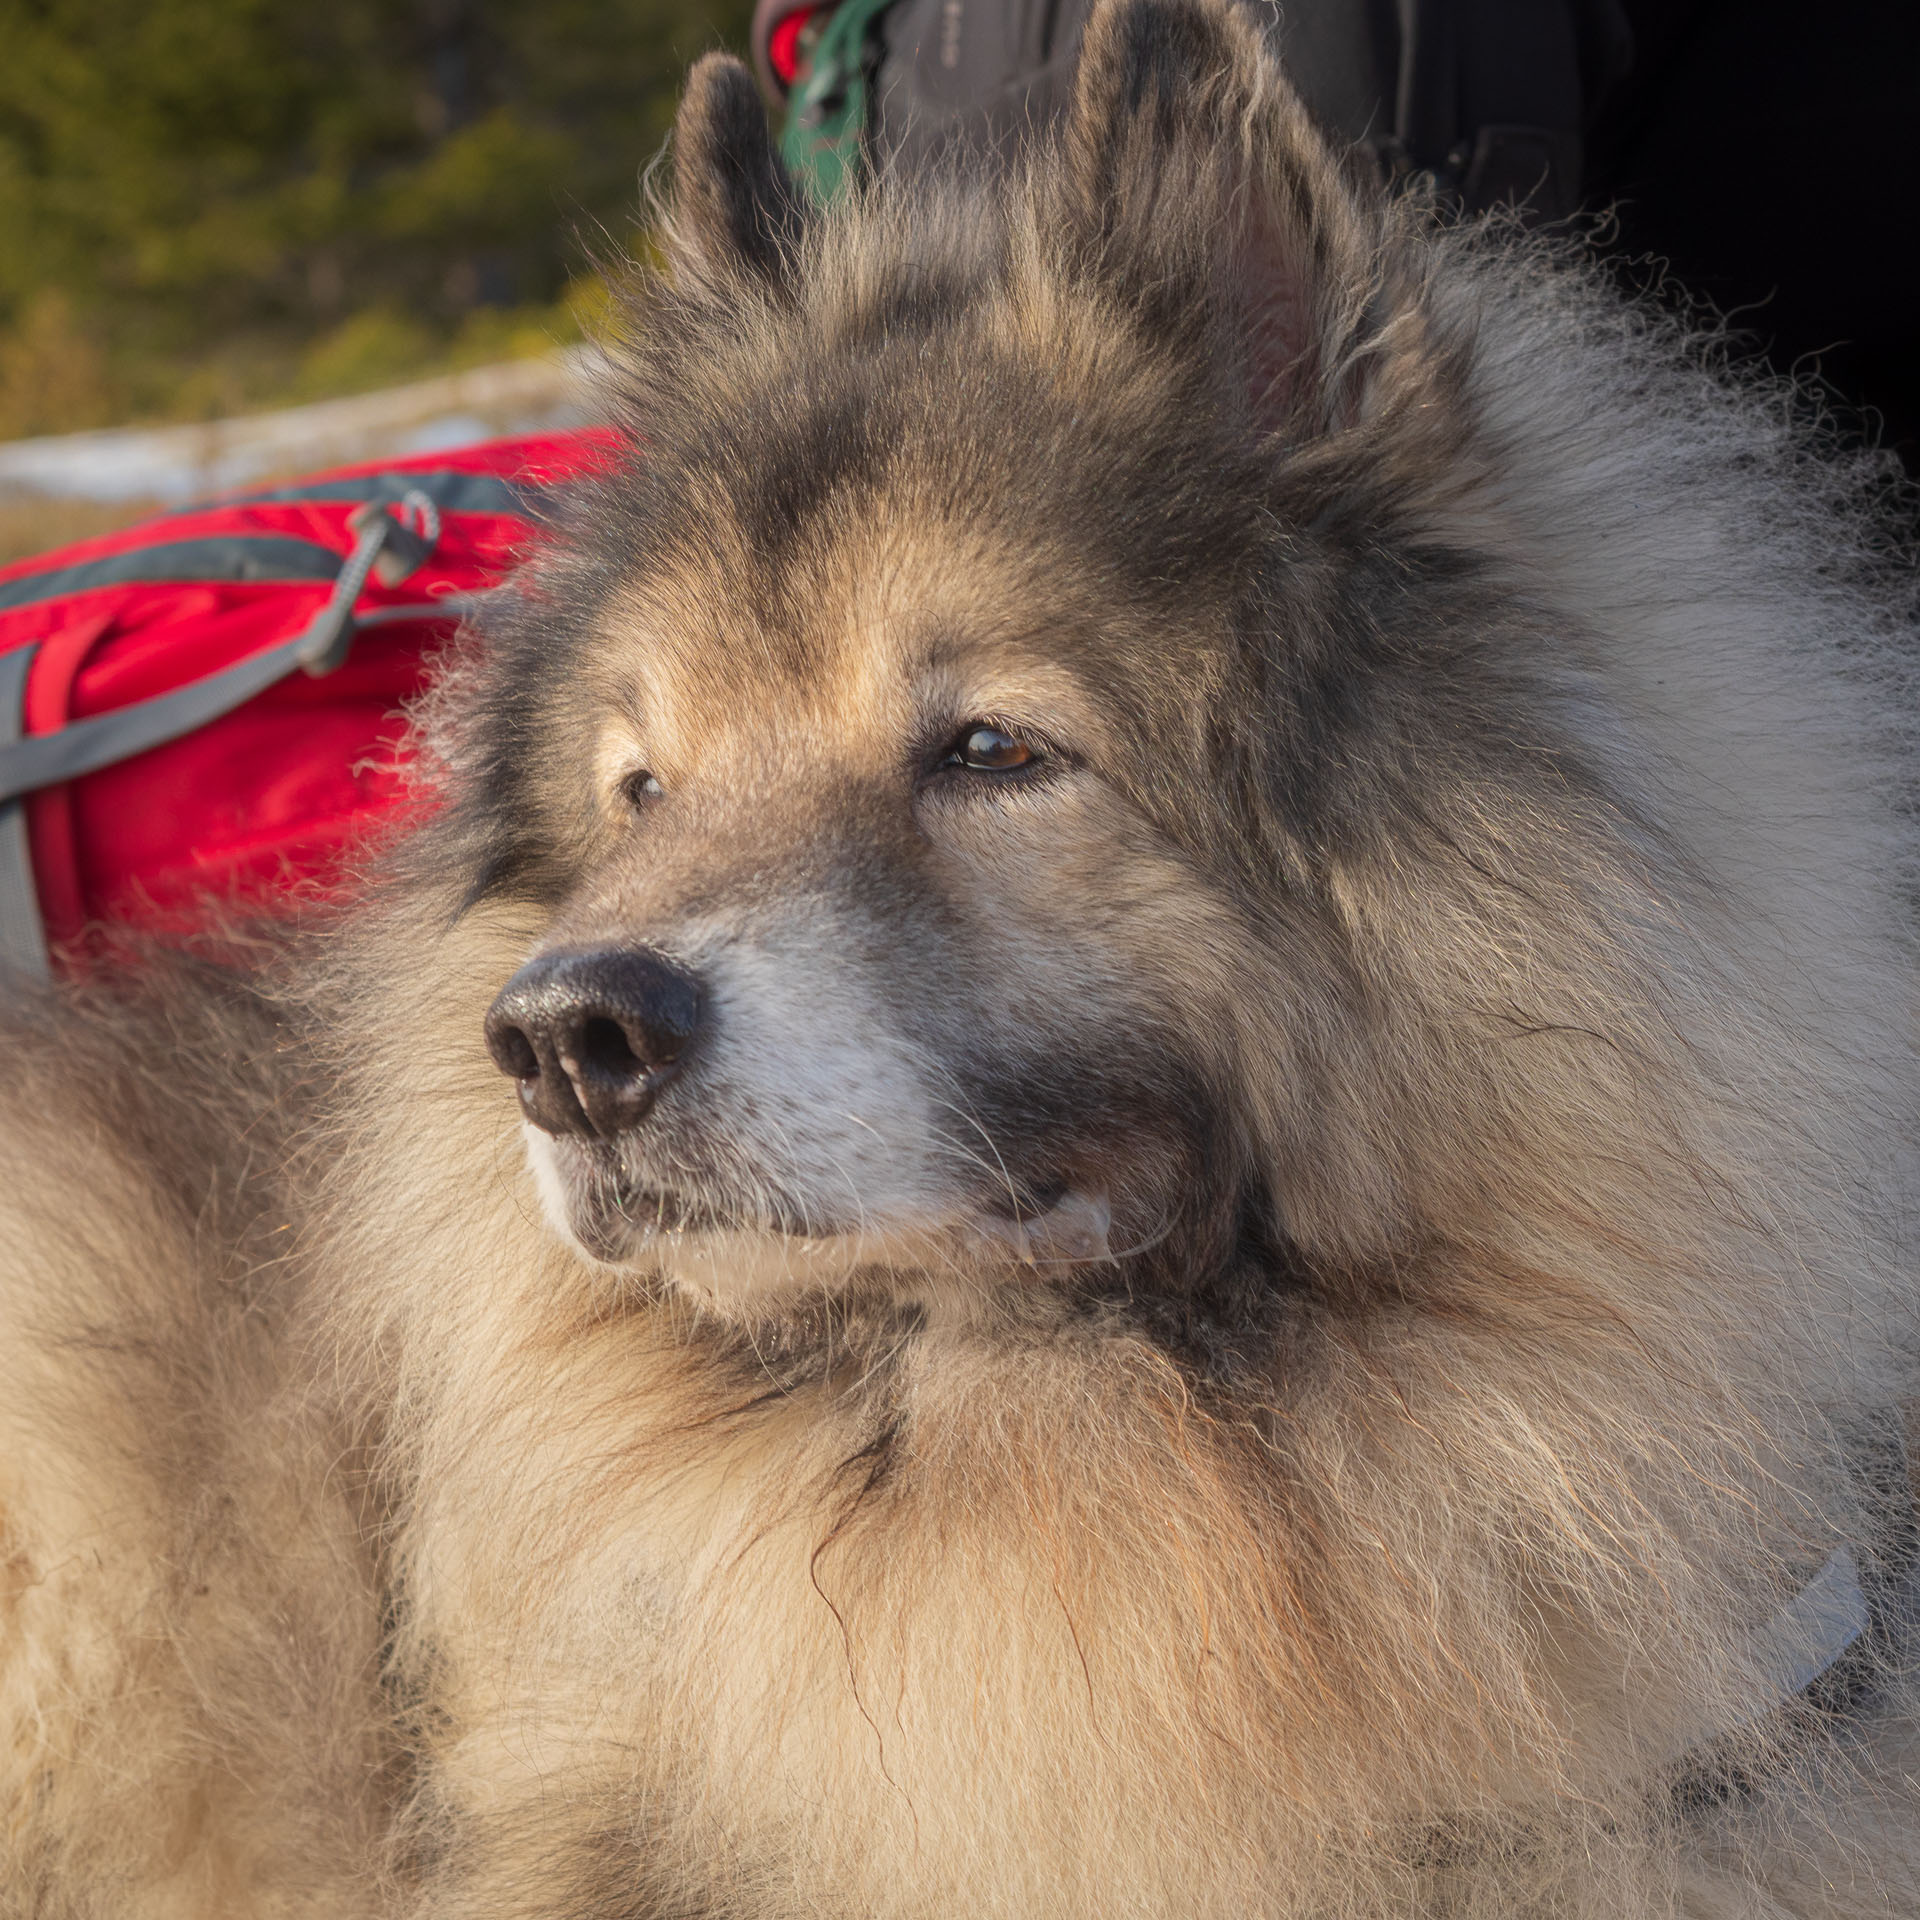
[484, 948, 704, 1139]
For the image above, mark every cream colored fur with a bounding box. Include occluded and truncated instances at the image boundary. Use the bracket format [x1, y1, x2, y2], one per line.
[4, 0, 1920, 1912]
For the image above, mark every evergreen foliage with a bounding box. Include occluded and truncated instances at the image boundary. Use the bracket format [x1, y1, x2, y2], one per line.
[0, 0, 750, 432]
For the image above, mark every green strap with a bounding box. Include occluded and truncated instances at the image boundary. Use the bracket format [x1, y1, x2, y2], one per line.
[778, 0, 895, 205]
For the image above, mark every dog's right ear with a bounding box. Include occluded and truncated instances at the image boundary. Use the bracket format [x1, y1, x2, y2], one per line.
[667, 53, 807, 291]
[1059, 0, 1386, 437]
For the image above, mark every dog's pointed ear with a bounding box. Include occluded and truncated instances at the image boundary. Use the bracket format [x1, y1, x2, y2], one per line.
[1060, 0, 1385, 436]
[667, 53, 807, 290]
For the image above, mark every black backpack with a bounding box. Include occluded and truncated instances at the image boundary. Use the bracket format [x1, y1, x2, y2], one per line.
[755, 0, 1633, 221]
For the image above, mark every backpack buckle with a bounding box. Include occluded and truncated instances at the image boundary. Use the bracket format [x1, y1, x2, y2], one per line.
[298, 492, 444, 677]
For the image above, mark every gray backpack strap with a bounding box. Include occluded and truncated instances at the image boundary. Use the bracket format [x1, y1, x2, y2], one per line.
[0, 643, 50, 982]
[0, 495, 444, 974]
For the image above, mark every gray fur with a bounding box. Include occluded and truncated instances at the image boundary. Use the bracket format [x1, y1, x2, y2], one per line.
[5, 0, 1920, 1912]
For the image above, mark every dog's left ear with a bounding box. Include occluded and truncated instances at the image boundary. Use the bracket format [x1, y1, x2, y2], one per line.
[667, 53, 807, 291]
[1059, 0, 1388, 436]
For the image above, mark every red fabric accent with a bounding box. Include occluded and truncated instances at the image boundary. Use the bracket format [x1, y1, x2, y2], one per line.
[18, 608, 113, 943]
[0, 429, 622, 958]
[767, 4, 824, 84]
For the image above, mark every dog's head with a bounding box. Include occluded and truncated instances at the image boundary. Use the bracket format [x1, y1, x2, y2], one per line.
[443, 0, 1706, 1345]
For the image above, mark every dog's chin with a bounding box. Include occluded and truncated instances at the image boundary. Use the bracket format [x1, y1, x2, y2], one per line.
[523, 1127, 1117, 1320]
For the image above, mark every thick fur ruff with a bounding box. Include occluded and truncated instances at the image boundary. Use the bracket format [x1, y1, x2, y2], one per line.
[5, 1, 1920, 1913]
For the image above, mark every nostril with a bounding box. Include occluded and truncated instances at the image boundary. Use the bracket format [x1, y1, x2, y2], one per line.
[487, 1020, 541, 1083]
[577, 1016, 643, 1081]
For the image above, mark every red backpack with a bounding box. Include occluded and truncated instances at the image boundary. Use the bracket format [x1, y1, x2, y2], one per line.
[0, 429, 617, 977]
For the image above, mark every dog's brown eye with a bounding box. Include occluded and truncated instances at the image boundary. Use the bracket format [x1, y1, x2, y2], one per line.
[620, 769, 664, 810]
[949, 726, 1032, 772]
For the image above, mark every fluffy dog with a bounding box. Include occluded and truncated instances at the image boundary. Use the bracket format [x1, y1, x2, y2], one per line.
[5, 0, 1920, 1912]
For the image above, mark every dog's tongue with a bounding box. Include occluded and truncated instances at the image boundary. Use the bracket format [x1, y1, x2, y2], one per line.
[986, 1191, 1113, 1266]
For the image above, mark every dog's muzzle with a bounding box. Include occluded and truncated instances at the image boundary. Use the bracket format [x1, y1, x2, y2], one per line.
[485, 946, 704, 1138]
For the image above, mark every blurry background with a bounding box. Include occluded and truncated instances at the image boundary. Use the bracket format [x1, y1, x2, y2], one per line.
[2, 0, 1914, 566]
[0, 0, 750, 557]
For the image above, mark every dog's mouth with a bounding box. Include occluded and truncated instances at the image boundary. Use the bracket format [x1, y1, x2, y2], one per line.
[974, 1178, 1115, 1264]
[532, 1133, 1116, 1283]
[578, 1184, 741, 1251]
[544, 1148, 811, 1262]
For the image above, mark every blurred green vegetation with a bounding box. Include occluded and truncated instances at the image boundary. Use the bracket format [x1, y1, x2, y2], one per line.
[0, 0, 748, 436]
